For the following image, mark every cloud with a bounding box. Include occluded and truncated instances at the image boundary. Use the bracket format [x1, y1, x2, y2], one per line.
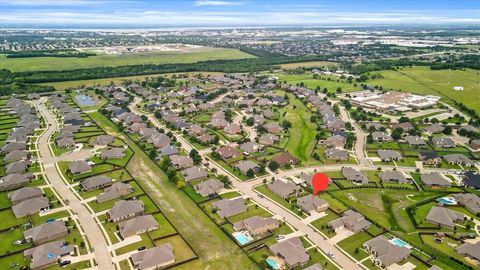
[2, 0, 136, 6]
[194, 0, 242, 7]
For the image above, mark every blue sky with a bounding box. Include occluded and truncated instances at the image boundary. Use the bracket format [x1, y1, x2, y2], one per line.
[1, 0, 479, 26]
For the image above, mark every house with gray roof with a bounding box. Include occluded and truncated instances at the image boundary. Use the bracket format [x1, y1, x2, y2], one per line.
[211, 197, 246, 218]
[67, 160, 92, 175]
[342, 167, 368, 184]
[148, 133, 171, 148]
[0, 173, 34, 191]
[100, 147, 126, 159]
[372, 132, 392, 142]
[419, 150, 441, 165]
[405, 135, 426, 146]
[460, 125, 479, 134]
[24, 240, 73, 270]
[425, 124, 444, 134]
[13, 197, 49, 218]
[107, 200, 144, 222]
[170, 155, 194, 169]
[296, 195, 328, 213]
[363, 236, 411, 268]
[269, 237, 310, 268]
[443, 154, 475, 167]
[56, 137, 75, 148]
[456, 242, 480, 263]
[452, 193, 480, 216]
[432, 137, 455, 148]
[131, 244, 175, 270]
[5, 150, 28, 163]
[8, 187, 43, 205]
[328, 210, 372, 233]
[421, 172, 451, 187]
[426, 206, 465, 229]
[80, 175, 112, 191]
[267, 179, 300, 199]
[378, 171, 409, 184]
[325, 149, 349, 161]
[158, 145, 179, 157]
[258, 133, 279, 145]
[1, 142, 27, 153]
[194, 179, 224, 197]
[24, 220, 68, 245]
[233, 216, 279, 236]
[97, 182, 133, 203]
[6, 160, 31, 174]
[235, 160, 260, 175]
[224, 123, 242, 135]
[181, 166, 208, 182]
[240, 141, 263, 154]
[325, 135, 346, 149]
[471, 139, 480, 150]
[118, 214, 158, 239]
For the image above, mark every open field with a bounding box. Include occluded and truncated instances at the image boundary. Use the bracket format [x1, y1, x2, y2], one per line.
[278, 61, 338, 69]
[367, 66, 480, 113]
[0, 48, 254, 72]
[277, 73, 359, 93]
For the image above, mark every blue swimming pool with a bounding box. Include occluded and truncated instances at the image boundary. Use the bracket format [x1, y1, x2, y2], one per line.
[390, 238, 411, 249]
[232, 232, 252, 245]
[266, 257, 280, 270]
[75, 94, 96, 107]
[437, 197, 457, 205]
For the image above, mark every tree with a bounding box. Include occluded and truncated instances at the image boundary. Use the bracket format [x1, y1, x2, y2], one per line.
[245, 117, 254, 126]
[189, 149, 202, 164]
[392, 129, 402, 140]
[399, 116, 410, 123]
[246, 169, 255, 178]
[268, 160, 280, 171]
[442, 126, 452, 135]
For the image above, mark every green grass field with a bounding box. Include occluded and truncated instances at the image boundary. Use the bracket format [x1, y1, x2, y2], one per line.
[367, 66, 480, 113]
[0, 48, 254, 72]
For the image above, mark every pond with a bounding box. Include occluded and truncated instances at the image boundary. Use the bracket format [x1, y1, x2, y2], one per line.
[75, 94, 96, 107]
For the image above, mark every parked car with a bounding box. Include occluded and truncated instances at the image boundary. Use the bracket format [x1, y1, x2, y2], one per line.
[59, 260, 71, 267]
[137, 246, 146, 251]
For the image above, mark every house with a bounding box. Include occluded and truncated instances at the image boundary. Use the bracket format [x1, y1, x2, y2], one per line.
[118, 214, 158, 239]
[56, 137, 75, 148]
[325, 135, 346, 148]
[181, 166, 208, 182]
[0, 173, 33, 191]
[253, 114, 265, 125]
[210, 118, 228, 129]
[6, 160, 31, 174]
[148, 133, 171, 148]
[421, 172, 451, 187]
[264, 122, 282, 134]
[12, 197, 49, 218]
[341, 167, 368, 184]
[158, 145, 179, 157]
[5, 150, 29, 163]
[418, 150, 441, 165]
[432, 137, 455, 148]
[259, 133, 279, 145]
[235, 160, 260, 175]
[8, 187, 43, 205]
[217, 145, 241, 160]
[325, 149, 349, 161]
[269, 237, 310, 268]
[24, 220, 68, 245]
[470, 139, 480, 150]
[197, 133, 215, 144]
[456, 242, 480, 263]
[363, 236, 411, 268]
[100, 147, 126, 159]
[240, 141, 263, 154]
[224, 123, 241, 135]
[327, 119, 345, 132]
[97, 182, 133, 203]
[460, 125, 479, 134]
[130, 244, 175, 270]
[372, 132, 392, 142]
[392, 122, 413, 132]
[107, 200, 144, 222]
[233, 216, 279, 236]
[426, 206, 465, 229]
[296, 195, 329, 213]
[194, 179, 224, 197]
[24, 240, 73, 270]
[90, 135, 114, 146]
[327, 210, 372, 233]
[463, 171, 480, 189]
[452, 193, 480, 216]
[80, 175, 112, 191]
[443, 154, 475, 167]
[2, 142, 27, 153]
[267, 179, 299, 199]
[378, 171, 409, 184]
[170, 155, 194, 169]
[68, 160, 92, 174]
[425, 124, 444, 134]
[304, 264, 323, 270]
[272, 152, 298, 166]
[405, 135, 426, 146]
[211, 198, 247, 218]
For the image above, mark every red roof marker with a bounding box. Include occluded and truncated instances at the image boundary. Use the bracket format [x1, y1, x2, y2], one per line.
[311, 173, 329, 197]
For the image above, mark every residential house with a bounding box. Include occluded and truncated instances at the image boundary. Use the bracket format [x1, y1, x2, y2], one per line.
[107, 200, 144, 222]
[421, 172, 451, 187]
[327, 210, 372, 233]
[211, 198, 247, 218]
[267, 179, 300, 199]
[24, 240, 73, 270]
[264, 122, 282, 134]
[217, 145, 241, 160]
[296, 195, 329, 213]
[377, 150, 402, 162]
[325, 135, 346, 149]
[210, 118, 228, 129]
[170, 155, 194, 169]
[372, 132, 392, 142]
[56, 137, 75, 148]
[463, 171, 480, 189]
[269, 237, 310, 268]
[100, 147, 126, 159]
[326, 149, 349, 161]
[426, 206, 465, 229]
[378, 171, 409, 184]
[233, 216, 279, 236]
[452, 193, 480, 216]
[130, 244, 175, 270]
[181, 166, 208, 182]
[194, 179, 224, 197]
[158, 145, 179, 157]
[6, 160, 31, 174]
[8, 187, 43, 205]
[0, 173, 33, 191]
[240, 141, 263, 154]
[363, 236, 411, 268]
[5, 150, 29, 163]
[90, 135, 115, 146]
[68, 160, 92, 175]
[342, 167, 368, 184]
[224, 123, 241, 135]
[235, 160, 260, 175]
[272, 152, 298, 166]
[97, 182, 133, 203]
[432, 137, 455, 148]
[405, 135, 426, 147]
[470, 139, 480, 150]
[148, 133, 171, 149]
[118, 214, 158, 239]
[456, 242, 480, 263]
[425, 124, 444, 134]
[392, 122, 413, 132]
[460, 125, 479, 134]
[418, 150, 441, 165]
[80, 176, 112, 191]
[443, 154, 475, 167]
[259, 133, 279, 146]
[23, 220, 68, 245]
[12, 197, 49, 218]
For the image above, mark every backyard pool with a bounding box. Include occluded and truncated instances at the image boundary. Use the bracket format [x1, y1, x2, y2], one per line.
[437, 197, 457, 205]
[390, 238, 412, 249]
[232, 231, 253, 245]
[75, 94, 96, 107]
[266, 257, 283, 270]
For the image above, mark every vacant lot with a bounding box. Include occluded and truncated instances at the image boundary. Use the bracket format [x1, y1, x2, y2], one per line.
[0, 48, 254, 72]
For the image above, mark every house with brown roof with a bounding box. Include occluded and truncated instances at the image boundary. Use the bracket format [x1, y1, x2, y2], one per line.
[100, 147, 126, 159]
[217, 145, 241, 160]
[267, 179, 300, 199]
[170, 155, 194, 169]
[342, 167, 368, 184]
[8, 187, 43, 205]
[194, 179, 224, 197]
[181, 166, 208, 182]
[24, 240, 73, 270]
[272, 152, 298, 167]
[264, 122, 282, 134]
[212, 197, 247, 218]
[0, 173, 34, 191]
[377, 150, 402, 162]
[372, 132, 392, 142]
[240, 141, 263, 154]
[269, 237, 310, 268]
[24, 220, 68, 245]
[80, 176, 112, 191]
[130, 244, 175, 270]
[13, 197, 49, 218]
[325, 135, 346, 149]
[363, 236, 411, 268]
[118, 214, 158, 239]
[327, 210, 372, 233]
[67, 160, 92, 175]
[452, 193, 480, 216]
[97, 182, 133, 203]
[426, 206, 465, 229]
[107, 200, 144, 222]
[224, 123, 242, 135]
[233, 216, 279, 236]
[296, 195, 329, 213]
[258, 133, 279, 145]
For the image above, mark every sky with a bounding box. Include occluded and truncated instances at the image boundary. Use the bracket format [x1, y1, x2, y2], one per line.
[1, 0, 479, 27]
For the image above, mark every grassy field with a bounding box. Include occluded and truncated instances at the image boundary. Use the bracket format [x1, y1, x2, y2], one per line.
[277, 73, 359, 93]
[0, 48, 254, 72]
[367, 66, 480, 113]
[278, 61, 338, 69]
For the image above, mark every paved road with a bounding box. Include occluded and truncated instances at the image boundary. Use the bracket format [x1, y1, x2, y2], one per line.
[34, 98, 115, 270]
[129, 97, 360, 270]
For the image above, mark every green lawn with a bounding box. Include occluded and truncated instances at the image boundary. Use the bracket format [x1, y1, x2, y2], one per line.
[310, 210, 341, 238]
[277, 73, 358, 93]
[337, 231, 373, 261]
[0, 228, 33, 256]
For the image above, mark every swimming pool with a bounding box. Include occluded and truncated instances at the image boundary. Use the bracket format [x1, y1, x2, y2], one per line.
[232, 232, 253, 245]
[75, 94, 96, 107]
[390, 238, 411, 249]
[266, 257, 281, 270]
[437, 197, 457, 205]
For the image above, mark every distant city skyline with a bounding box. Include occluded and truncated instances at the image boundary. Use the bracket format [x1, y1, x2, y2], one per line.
[1, 0, 479, 27]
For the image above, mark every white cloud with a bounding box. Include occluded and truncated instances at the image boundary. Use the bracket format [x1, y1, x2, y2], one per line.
[194, 0, 242, 7]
